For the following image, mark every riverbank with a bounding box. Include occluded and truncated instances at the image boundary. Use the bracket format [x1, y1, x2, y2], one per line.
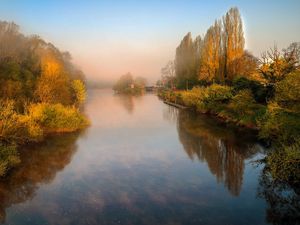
[0, 89, 275, 225]
[158, 85, 264, 130]
[0, 102, 89, 177]
[158, 85, 300, 186]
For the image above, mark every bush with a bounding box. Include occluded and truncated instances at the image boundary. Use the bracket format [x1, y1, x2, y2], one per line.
[275, 71, 300, 111]
[219, 89, 266, 127]
[232, 76, 267, 103]
[159, 84, 232, 113]
[71, 79, 86, 106]
[27, 103, 89, 133]
[0, 99, 43, 143]
[195, 84, 232, 113]
[259, 102, 300, 144]
[181, 87, 205, 108]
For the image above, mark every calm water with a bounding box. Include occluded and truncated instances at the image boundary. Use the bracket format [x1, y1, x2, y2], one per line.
[0, 89, 274, 225]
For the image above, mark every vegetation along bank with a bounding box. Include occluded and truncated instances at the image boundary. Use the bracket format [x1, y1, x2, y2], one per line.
[157, 7, 300, 187]
[0, 21, 89, 176]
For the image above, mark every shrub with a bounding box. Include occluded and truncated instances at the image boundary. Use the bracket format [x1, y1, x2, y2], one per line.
[196, 84, 232, 113]
[219, 89, 266, 127]
[259, 102, 300, 144]
[275, 71, 300, 111]
[181, 87, 205, 108]
[160, 84, 232, 113]
[71, 79, 86, 106]
[0, 99, 43, 143]
[27, 103, 89, 133]
[232, 76, 267, 103]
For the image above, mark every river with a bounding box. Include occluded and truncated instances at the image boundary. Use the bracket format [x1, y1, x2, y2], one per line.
[0, 89, 276, 225]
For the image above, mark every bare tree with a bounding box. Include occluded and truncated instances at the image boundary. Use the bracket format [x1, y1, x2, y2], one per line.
[161, 60, 176, 89]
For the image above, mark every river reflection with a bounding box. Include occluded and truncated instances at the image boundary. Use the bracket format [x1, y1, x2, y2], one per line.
[0, 132, 81, 223]
[175, 110, 262, 196]
[0, 90, 289, 225]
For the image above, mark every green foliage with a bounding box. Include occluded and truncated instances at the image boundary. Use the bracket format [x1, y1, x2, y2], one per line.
[0, 20, 86, 107]
[266, 140, 300, 185]
[259, 44, 300, 85]
[71, 79, 86, 106]
[271, 71, 300, 144]
[28, 103, 89, 133]
[219, 90, 266, 127]
[275, 71, 300, 110]
[258, 102, 300, 144]
[0, 144, 20, 177]
[181, 87, 205, 107]
[232, 77, 267, 103]
[113, 73, 146, 95]
[195, 84, 232, 113]
[0, 21, 89, 176]
[0, 99, 43, 143]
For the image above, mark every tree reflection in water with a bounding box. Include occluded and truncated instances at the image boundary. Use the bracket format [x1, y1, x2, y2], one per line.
[258, 167, 300, 225]
[175, 109, 262, 196]
[0, 132, 81, 223]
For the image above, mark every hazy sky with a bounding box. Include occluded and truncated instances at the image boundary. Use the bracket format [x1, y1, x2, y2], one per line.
[1, 0, 300, 83]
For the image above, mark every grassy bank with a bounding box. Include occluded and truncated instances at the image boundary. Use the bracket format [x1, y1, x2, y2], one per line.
[158, 84, 266, 129]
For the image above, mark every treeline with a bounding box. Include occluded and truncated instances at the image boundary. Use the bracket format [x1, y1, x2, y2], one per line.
[113, 72, 147, 95]
[158, 7, 300, 186]
[161, 7, 258, 89]
[0, 21, 89, 176]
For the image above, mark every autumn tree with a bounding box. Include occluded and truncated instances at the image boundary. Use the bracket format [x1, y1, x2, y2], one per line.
[0, 20, 85, 107]
[222, 7, 245, 81]
[71, 79, 86, 106]
[229, 50, 258, 79]
[199, 20, 222, 82]
[175, 32, 198, 89]
[259, 43, 300, 85]
[35, 50, 72, 105]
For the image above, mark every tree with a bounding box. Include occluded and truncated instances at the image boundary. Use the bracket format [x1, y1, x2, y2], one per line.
[199, 20, 222, 82]
[113, 73, 134, 93]
[259, 44, 300, 85]
[175, 32, 198, 89]
[71, 80, 86, 106]
[161, 60, 176, 88]
[34, 51, 72, 105]
[222, 7, 245, 81]
[228, 50, 258, 79]
[275, 71, 300, 110]
[134, 76, 147, 88]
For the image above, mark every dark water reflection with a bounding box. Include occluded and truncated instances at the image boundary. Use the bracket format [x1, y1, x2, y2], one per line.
[0, 89, 296, 225]
[176, 109, 262, 196]
[0, 132, 80, 223]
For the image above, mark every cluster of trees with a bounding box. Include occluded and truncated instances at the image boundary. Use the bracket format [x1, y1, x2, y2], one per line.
[0, 21, 86, 108]
[158, 7, 300, 190]
[0, 21, 88, 176]
[160, 7, 259, 89]
[113, 72, 147, 94]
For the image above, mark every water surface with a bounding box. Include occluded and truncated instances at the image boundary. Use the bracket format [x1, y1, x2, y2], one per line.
[0, 89, 273, 225]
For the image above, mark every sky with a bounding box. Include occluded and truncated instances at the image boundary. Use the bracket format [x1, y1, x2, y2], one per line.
[0, 0, 300, 83]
